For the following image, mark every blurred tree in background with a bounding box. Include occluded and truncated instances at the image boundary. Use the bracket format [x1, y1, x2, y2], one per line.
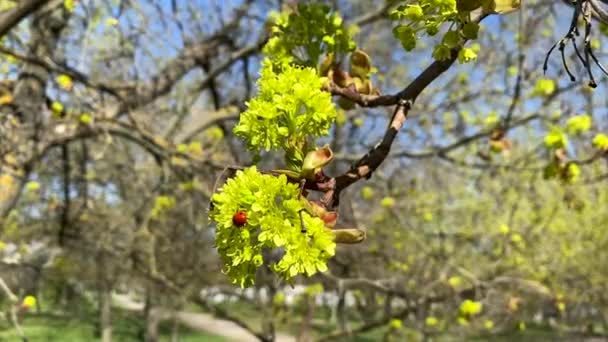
[1, 1, 608, 341]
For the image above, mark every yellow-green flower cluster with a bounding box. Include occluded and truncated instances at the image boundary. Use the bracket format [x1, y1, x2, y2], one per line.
[264, 3, 356, 67]
[210, 167, 335, 287]
[234, 59, 336, 169]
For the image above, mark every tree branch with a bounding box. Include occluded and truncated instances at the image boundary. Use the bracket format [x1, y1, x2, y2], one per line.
[0, 277, 28, 342]
[321, 100, 411, 208]
[0, 0, 47, 38]
[314, 47, 465, 209]
[324, 47, 460, 108]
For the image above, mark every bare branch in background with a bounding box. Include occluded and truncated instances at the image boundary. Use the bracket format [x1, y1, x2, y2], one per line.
[0, 0, 47, 38]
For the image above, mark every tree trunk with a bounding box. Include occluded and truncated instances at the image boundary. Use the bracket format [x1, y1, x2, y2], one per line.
[170, 315, 180, 342]
[261, 285, 276, 342]
[144, 313, 160, 342]
[99, 287, 112, 342]
[144, 285, 159, 342]
[297, 293, 314, 342]
[383, 293, 393, 320]
[336, 282, 349, 333]
[97, 252, 112, 342]
[31, 269, 42, 313]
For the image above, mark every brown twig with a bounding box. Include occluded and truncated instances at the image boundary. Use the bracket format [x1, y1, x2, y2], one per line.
[314, 45, 468, 209]
[321, 100, 411, 208]
[323, 47, 461, 107]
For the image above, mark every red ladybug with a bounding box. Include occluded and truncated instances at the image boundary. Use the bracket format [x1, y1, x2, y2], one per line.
[232, 210, 247, 227]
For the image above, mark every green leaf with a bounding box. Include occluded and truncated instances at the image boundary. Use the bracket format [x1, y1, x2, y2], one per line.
[404, 5, 424, 21]
[426, 21, 440, 36]
[433, 44, 452, 61]
[322, 35, 335, 46]
[458, 0, 482, 12]
[304, 261, 316, 276]
[350, 49, 372, 79]
[443, 30, 461, 49]
[273, 234, 285, 246]
[462, 22, 479, 39]
[393, 25, 416, 51]
[253, 254, 263, 267]
[543, 162, 559, 180]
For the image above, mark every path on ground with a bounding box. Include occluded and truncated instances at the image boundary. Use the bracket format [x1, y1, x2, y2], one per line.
[113, 293, 296, 342]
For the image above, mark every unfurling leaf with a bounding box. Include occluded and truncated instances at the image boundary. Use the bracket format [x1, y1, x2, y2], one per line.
[349, 49, 372, 79]
[319, 53, 334, 76]
[490, 0, 521, 14]
[330, 228, 366, 244]
[305, 200, 338, 227]
[301, 145, 333, 180]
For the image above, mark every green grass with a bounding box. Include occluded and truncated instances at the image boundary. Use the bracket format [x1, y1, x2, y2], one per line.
[0, 310, 226, 342]
[11, 298, 595, 342]
[0, 315, 95, 342]
[467, 325, 593, 342]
